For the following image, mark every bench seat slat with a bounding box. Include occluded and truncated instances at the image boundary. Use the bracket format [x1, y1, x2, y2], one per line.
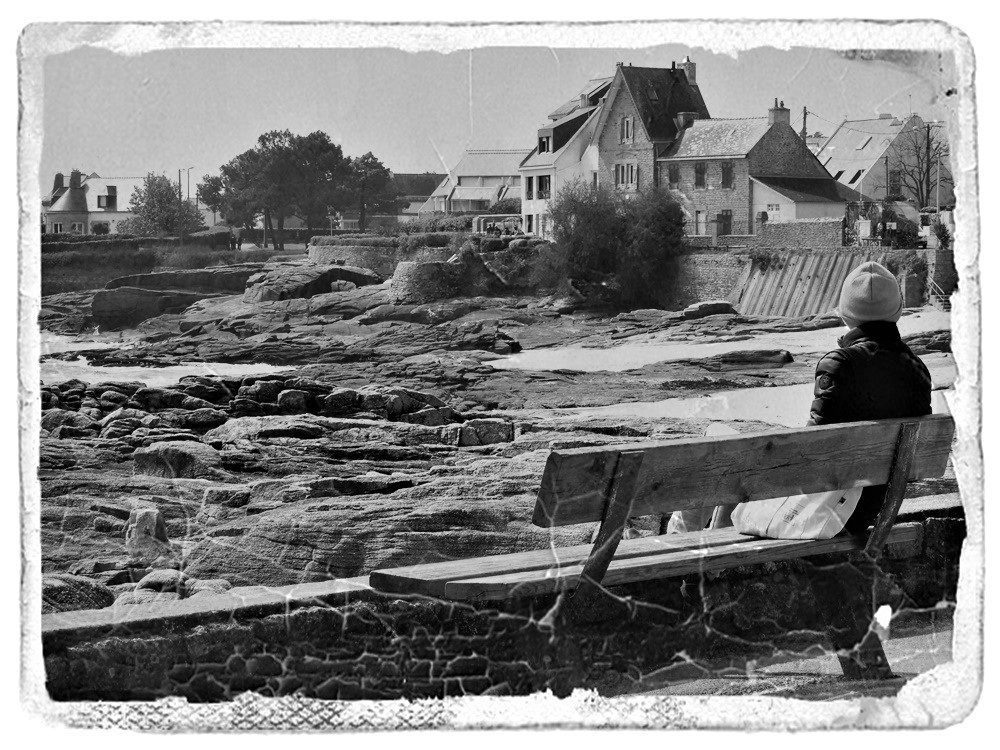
[443, 523, 923, 602]
[535, 414, 955, 527]
[369, 527, 762, 597]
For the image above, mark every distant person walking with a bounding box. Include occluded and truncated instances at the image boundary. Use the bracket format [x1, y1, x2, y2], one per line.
[228, 229, 237, 252]
[235, 227, 243, 250]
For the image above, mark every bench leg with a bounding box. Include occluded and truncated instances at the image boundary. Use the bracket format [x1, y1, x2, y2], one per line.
[563, 451, 644, 620]
[812, 556, 894, 680]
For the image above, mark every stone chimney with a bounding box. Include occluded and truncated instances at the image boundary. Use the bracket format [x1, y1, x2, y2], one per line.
[51, 172, 64, 193]
[768, 98, 790, 126]
[68, 170, 82, 189]
[679, 55, 696, 84]
[673, 111, 701, 133]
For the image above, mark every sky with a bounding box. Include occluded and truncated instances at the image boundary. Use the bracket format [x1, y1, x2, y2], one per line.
[37, 42, 956, 199]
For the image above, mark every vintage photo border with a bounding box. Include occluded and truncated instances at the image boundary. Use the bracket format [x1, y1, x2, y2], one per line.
[17, 18, 982, 731]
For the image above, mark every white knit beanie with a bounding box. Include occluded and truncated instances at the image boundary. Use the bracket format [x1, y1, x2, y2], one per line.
[837, 261, 903, 326]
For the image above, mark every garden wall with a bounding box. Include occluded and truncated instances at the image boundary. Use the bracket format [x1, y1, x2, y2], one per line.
[42, 502, 964, 702]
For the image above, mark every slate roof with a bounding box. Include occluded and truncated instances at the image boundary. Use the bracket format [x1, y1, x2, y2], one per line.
[817, 114, 921, 183]
[521, 106, 600, 169]
[617, 65, 710, 142]
[48, 185, 89, 213]
[658, 118, 770, 159]
[752, 175, 863, 203]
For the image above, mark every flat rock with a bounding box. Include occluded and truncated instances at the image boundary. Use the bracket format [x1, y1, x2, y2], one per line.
[133, 441, 224, 479]
[682, 300, 738, 319]
[42, 573, 116, 613]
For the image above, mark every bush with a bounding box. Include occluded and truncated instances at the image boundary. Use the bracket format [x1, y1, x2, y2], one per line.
[397, 213, 475, 234]
[549, 181, 628, 277]
[486, 197, 522, 215]
[550, 181, 687, 307]
[933, 221, 952, 250]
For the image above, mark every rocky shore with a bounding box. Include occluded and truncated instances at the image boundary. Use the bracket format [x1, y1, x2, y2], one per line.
[38, 253, 955, 616]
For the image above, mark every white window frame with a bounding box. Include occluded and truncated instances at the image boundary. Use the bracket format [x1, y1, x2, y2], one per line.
[69, 222, 84, 234]
[619, 116, 634, 144]
[614, 163, 638, 190]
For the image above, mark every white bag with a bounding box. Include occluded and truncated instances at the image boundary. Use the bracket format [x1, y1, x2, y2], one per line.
[731, 486, 863, 540]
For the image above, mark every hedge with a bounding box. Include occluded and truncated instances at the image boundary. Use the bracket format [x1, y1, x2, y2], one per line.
[41, 233, 139, 244]
[41, 233, 227, 253]
[309, 232, 468, 250]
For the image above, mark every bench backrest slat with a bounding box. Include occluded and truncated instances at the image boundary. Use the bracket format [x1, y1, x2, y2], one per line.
[533, 414, 954, 528]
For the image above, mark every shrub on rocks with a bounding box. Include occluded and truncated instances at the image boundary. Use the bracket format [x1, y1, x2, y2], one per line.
[42, 573, 116, 613]
[133, 441, 224, 479]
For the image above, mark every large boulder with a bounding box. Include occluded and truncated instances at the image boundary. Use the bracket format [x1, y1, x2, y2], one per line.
[133, 441, 224, 479]
[681, 300, 738, 319]
[91, 287, 220, 328]
[243, 265, 381, 304]
[42, 573, 116, 613]
[105, 266, 264, 294]
[41, 409, 97, 432]
[124, 507, 178, 568]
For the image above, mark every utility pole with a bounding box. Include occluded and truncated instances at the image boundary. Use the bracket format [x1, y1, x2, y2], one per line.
[800, 106, 808, 141]
[936, 150, 941, 213]
[925, 123, 932, 209]
[884, 155, 890, 200]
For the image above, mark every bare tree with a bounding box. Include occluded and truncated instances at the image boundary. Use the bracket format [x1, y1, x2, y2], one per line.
[888, 124, 952, 209]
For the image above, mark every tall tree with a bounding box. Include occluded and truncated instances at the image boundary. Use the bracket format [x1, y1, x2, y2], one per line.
[889, 125, 953, 209]
[198, 130, 350, 250]
[346, 153, 400, 232]
[118, 173, 205, 237]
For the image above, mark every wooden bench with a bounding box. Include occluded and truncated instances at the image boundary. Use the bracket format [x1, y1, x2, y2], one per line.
[371, 414, 955, 679]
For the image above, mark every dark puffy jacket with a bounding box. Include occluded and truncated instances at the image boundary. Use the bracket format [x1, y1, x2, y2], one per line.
[809, 320, 932, 534]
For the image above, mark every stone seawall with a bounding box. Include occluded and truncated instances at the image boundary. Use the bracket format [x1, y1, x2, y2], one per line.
[667, 249, 751, 310]
[308, 245, 454, 277]
[43, 500, 964, 701]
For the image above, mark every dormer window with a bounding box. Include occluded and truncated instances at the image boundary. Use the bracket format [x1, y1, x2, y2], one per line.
[538, 136, 551, 153]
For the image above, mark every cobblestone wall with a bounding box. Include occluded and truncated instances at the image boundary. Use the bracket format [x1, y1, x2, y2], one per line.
[43, 511, 963, 702]
[755, 218, 844, 248]
[665, 249, 750, 309]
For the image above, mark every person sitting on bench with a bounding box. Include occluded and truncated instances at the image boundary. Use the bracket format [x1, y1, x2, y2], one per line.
[669, 261, 932, 538]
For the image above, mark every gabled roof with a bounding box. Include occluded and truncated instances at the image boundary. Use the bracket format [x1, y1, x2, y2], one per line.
[752, 175, 863, 203]
[450, 149, 533, 178]
[817, 114, 922, 180]
[616, 65, 710, 142]
[451, 186, 501, 201]
[80, 175, 145, 212]
[429, 176, 452, 198]
[658, 118, 770, 159]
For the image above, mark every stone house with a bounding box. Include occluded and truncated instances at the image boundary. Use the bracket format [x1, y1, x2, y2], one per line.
[657, 100, 863, 237]
[519, 57, 709, 238]
[420, 149, 530, 215]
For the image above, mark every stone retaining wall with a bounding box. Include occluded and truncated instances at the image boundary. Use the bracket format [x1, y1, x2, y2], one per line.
[43, 502, 964, 702]
[308, 245, 454, 277]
